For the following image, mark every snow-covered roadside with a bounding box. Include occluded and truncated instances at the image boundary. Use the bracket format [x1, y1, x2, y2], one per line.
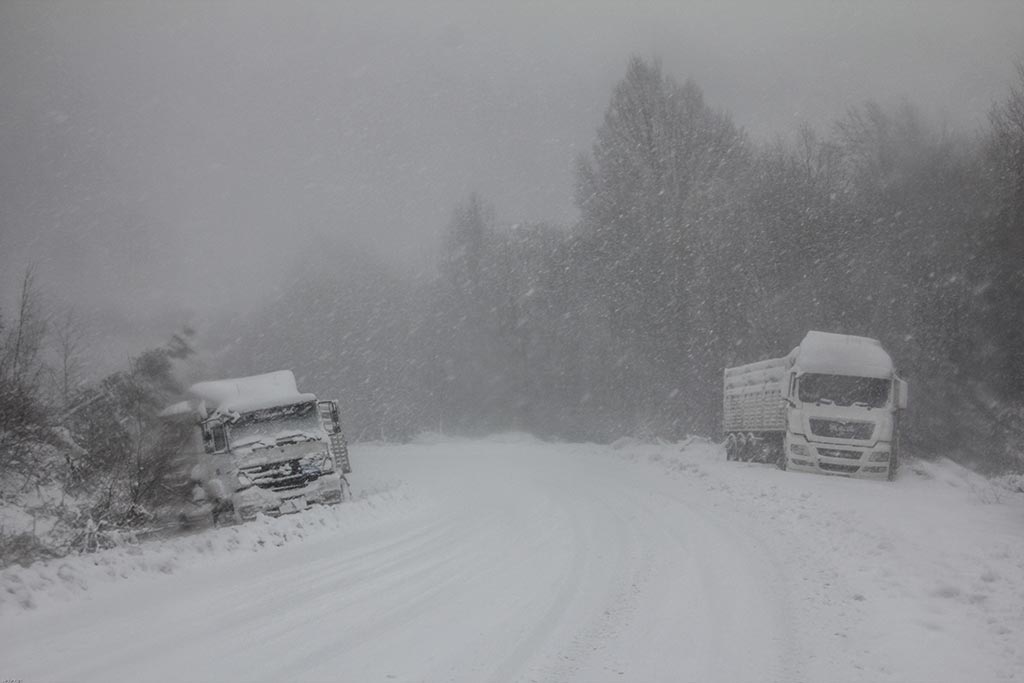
[609, 438, 1024, 682]
[0, 436, 790, 683]
[1, 449, 420, 616]
[2, 436, 1023, 682]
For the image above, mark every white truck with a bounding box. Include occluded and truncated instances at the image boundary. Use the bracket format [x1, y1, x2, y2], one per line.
[723, 331, 908, 480]
[163, 370, 351, 523]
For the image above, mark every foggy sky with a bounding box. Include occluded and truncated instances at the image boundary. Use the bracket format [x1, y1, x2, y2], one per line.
[2, 0, 1022, 367]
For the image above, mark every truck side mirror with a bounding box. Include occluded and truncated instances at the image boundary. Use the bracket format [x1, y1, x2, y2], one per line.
[318, 400, 341, 435]
[896, 378, 909, 410]
[201, 421, 228, 453]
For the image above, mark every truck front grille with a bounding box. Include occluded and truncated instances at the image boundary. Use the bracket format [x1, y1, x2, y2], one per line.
[817, 448, 862, 460]
[241, 459, 318, 492]
[819, 462, 860, 474]
[809, 419, 874, 440]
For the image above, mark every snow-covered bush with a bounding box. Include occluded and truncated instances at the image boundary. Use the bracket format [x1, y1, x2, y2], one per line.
[1, 276, 199, 567]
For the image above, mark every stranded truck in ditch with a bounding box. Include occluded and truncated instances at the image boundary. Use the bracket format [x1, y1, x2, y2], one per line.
[162, 370, 351, 523]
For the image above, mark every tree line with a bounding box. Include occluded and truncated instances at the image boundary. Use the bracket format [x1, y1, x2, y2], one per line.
[0, 269, 198, 565]
[3, 56, 1022, 564]
[220, 57, 1023, 471]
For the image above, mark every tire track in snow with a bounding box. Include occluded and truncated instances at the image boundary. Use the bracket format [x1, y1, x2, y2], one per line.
[532, 454, 799, 683]
[0, 441, 802, 683]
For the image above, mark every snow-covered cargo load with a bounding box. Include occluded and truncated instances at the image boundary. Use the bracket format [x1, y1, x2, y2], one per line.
[163, 370, 351, 524]
[723, 331, 908, 480]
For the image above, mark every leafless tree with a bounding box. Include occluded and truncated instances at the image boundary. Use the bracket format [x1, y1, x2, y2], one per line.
[49, 308, 89, 410]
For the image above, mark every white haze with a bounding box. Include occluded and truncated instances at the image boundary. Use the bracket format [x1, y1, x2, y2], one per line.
[1, 0, 1022, 367]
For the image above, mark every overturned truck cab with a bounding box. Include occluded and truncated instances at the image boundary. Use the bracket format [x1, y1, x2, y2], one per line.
[163, 370, 351, 523]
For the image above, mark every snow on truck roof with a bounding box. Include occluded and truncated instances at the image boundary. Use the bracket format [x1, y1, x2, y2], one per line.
[186, 370, 316, 416]
[792, 331, 894, 378]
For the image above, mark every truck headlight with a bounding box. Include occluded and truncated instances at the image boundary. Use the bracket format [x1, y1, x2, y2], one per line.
[790, 443, 810, 457]
[301, 452, 334, 475]
[869, 451, 890, 463]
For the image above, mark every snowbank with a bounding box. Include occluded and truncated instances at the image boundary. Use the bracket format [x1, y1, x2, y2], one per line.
[611, 440, 1024, 682]
[1, 476, 416, 616]
[3, 437, 1023, 682]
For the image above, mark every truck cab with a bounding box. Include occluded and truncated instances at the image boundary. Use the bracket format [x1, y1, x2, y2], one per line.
[780, 332, 908, 480]
[166, 371, 351, 523]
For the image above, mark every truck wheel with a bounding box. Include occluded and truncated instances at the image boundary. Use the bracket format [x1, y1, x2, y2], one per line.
[725, 435, 735, 461]
[743, 433, 756, 462]
[777, 453, 788, 471]
[212, 501, 236, 527]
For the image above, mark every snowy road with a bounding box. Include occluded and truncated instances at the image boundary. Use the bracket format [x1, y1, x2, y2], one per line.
[3, 437, 1024, 682]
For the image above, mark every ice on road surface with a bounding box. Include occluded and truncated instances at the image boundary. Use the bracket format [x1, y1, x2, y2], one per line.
[3, 436, 1023, 682]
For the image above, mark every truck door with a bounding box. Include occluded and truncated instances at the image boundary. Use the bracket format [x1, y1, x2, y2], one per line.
[196, 420, 231, 502]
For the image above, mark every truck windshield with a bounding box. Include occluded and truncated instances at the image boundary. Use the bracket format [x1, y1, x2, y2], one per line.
[798, 374, 890, 408]
[228, 401, 322, 449]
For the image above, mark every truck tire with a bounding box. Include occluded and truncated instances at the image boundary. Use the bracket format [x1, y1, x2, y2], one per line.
[212, 500, 237, 527]
[769, 435, 784, 465]
[323, 486, 344, 505]
[777, 453, 788, 471]
[743, 433, 756, 462]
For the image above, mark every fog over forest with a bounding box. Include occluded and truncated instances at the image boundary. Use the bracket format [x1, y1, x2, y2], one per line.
[3, 2, 1022, 345]
[2, 0, 1024, 511]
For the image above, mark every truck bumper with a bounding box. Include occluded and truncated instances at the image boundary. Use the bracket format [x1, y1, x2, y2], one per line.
[231, 472, 345, 520]
[784, 434, 893, 480]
